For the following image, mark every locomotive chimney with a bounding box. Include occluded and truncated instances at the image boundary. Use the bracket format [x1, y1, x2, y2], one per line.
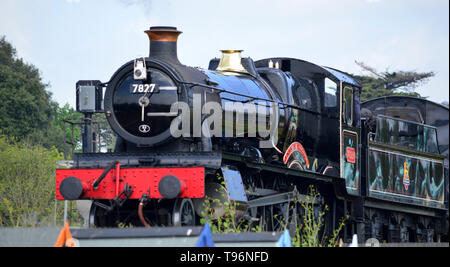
[145, 26, 182, 64]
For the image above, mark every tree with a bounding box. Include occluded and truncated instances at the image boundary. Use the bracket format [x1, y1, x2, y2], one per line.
[0, 134, 65, 226]
[353, 61, 434, 102]
[92, 112, 116, 152]
[0, 36, 55, 142]
[52, 103, 84, 155]
[0, 36, 87, 155]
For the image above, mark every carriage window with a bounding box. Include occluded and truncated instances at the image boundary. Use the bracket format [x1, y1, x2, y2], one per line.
[324, 78, 337, 107]
[374, 115, 440, 154]
[343, 86, 353, 126]
[424, 126, 439, 154]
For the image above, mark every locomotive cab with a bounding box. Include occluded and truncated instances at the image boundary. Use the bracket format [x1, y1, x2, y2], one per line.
[254, 58, 362, 194]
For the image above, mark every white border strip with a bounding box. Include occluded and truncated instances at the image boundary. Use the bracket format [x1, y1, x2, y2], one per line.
[147, 112, 178, 117]
[369, 147, 444, 164]
[159, 86, 177, 91]
[369, 189, 444, 204]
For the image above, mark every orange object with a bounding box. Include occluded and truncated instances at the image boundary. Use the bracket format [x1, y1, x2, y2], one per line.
[54, 222, 76, 247]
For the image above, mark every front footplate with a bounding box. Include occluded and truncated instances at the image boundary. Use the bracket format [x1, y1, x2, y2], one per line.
[73, 151, 222, 169]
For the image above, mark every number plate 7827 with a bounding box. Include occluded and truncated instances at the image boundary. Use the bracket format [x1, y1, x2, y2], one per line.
[131, 84, 158, 94]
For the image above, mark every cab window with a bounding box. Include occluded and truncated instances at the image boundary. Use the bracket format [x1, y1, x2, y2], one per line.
[343, 86, 353, 126]
[293, 78, 318, 112]
[324, 78, 337, 107]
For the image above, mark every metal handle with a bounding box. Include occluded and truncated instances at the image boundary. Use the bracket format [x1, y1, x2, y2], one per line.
[92, 160, 119, 189]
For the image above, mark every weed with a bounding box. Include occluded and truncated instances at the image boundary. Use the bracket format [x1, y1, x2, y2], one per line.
[200, 181, 347, 247]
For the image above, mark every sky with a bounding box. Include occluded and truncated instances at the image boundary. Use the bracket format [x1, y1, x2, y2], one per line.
[0, 0, 448, 108]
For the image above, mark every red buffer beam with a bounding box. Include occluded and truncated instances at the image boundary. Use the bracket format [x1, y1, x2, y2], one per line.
[56, 167, 205, 200]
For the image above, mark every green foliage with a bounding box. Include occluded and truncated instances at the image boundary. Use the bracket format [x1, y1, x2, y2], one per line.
[0, 36, 89, 156]
[354, 74, 423, 102]
[200, 174, 254, 233]
[200, 195, 253, 233]
[0, 36, 114, 157]
[0, 36, 54, 141]
[92, 112, 116, 152]
[290, 185, 347, 247]
[118, 222, 134, 229]
[199, 178, 346, 246]
[53, 103, 83, 153]
[354, 61, 434, 102]
[0, 134, 65, 227]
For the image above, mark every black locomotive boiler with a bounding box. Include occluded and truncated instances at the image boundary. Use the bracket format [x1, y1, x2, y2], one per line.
[56, 26, 448, 243]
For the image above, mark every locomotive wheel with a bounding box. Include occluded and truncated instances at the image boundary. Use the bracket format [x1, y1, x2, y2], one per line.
[172, 198, 196, 226]
[89, 200, 117, 227]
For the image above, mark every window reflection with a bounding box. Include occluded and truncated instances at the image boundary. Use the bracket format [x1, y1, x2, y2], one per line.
[324, 78, 337, 108]
[343, 86, 353, 126]
[374, 115, 439, 154]
[292, 78, 318, 111]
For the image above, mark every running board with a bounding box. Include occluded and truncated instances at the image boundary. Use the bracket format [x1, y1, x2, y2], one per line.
[247, 187, 323, 208]
[223, 152, 354, 201]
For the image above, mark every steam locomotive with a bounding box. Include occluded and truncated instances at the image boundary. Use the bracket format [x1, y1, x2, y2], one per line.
[56, 26, 448, 243]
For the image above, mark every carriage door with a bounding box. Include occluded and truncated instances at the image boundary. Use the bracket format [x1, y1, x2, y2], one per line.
[340, 83, 360, 195]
